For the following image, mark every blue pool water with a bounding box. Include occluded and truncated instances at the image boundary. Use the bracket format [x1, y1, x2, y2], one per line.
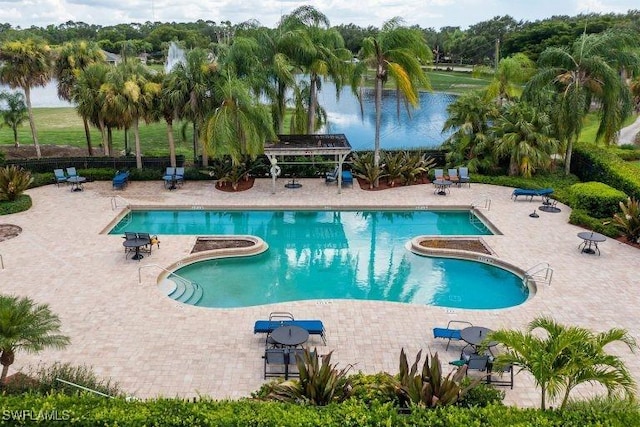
[110, 210, 528, 309]
[319, 84, 456, 151]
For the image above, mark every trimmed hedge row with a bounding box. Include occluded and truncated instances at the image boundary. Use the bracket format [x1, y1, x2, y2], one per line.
[571, 141, 640, 201]
[568, 182, 627, 219]
[0, 394, 638, 426]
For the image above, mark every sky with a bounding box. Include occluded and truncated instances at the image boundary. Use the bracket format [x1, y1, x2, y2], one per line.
[0, 0, 637, 30]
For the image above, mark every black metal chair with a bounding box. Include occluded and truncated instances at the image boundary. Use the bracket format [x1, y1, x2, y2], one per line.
[488, 363, 514, 389]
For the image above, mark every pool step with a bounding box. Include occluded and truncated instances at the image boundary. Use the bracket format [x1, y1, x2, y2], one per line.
[161, 277, 202, 306]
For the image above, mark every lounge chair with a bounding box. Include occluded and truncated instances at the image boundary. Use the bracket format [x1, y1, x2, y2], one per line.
[53, 169, 68, 187]
[254, 311, 326, 345]
[112, 170, 130, 190]
[433, 320, 472, 350]
[459, 167, 470, 187]
[511, 188, 554, 201]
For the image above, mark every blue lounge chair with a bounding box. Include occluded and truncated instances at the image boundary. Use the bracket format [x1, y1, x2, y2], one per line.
[112, 170, 130, 190]
[511, 188, 554, 201]
[433, 320, 472, 350]
[53, 169, 68, 187]
[254, 312, 327, 345]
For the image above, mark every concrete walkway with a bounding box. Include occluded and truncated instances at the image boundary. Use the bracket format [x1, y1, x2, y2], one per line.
[618, 115, 640, 145]
[1, 179, 638, 407]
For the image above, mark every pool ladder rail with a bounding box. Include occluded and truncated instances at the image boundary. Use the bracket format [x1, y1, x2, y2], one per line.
[139, 264, 203, 305]
[523, 262, 553, 287]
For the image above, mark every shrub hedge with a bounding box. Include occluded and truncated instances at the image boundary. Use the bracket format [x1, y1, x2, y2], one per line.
[0, 394, 638, 426]
[0, 194, 31, 215]
[568, 182, 628, 218]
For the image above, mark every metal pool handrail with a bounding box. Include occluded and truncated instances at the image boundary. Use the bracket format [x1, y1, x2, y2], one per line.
[110, 195, 130, 210]
[524, 262, 553, 286]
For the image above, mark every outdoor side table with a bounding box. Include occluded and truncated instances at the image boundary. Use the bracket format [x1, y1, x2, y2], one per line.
[577, 231, 606, 255]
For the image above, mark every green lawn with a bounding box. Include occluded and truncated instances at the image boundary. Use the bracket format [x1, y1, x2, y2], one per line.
[426, 70, 491, 94]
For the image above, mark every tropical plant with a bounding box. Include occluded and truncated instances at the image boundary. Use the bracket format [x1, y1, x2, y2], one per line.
[351, 151, 388, 189]
[492, 101, 559, 177]
[0, 165, 33, 202]
[201, 74, 275, 166]
[279, 5, 353, 134]
[0, 91, 28, 147]
[489, 316, 637, 410]
[383, 151, 407, 187]
[524, 29, 640, 174]
[75, 63, 111, 155]
[479, 53, 536, 103]
[266, 348, 353, 406]
[613, 197, 640, 243]
[402, 152, 436, 185]
[0, 295, 70, 385]
[0, 38, 54, 159]
[359, 17, 431, 184]
[54, 40, 106, 156]
[441, 91, 500, 173]
[394, 349, 476, 408]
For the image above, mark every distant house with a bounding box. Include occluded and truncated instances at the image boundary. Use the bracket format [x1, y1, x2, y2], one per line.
[102, 50, 122, 66]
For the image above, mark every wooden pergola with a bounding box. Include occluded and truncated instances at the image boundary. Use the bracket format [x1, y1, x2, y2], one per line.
[263, 134, 352, 194]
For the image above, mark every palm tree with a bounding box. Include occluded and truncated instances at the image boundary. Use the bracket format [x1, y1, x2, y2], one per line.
[75, 63, 111, 155]
[359, 17, 432, 180]
[493, 101, 559, 177]
[481, 53, 535, 104]
[0, 38, 54, 159]
[489, 316, 637, 410]
[441, 91, 500, 173]
[279, 5, 353, 134]
[524, 29, 640, 174]
[54, 40, 106, 156]
[202, 73, 275, 166]
[0, 91, 28, 147]
[0, 295, 70, 385]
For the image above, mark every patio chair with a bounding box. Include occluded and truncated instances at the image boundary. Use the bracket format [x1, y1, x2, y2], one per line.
[466, 355, 490, 375]
[433, 169, 444, 181]
[112, 170, 130, 190]
[447, 168, 459, 185]
[341, 170, 353, 187]
[123, 232, 138, 258]
[53, 169, 68, 186]
[137, 233, 157, 254]
[263, 348, 300, 379]
[459, 167, 470, 187]
[66, 167, 78, 178]
[175, 167, 185, 186]
[325, 167, 339, 184]
[433, 320, 472, 350]
[163, 167, 176, 189]
[488, 363, 514, 388]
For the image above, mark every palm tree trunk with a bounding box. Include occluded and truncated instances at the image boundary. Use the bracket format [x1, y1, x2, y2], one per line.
[107, 127, 113, 156]
[166, 121, 177, 167]
[541, 385, 546, 410]
[83, 116, 94, 156]
[12, 127, 18, 147]
[133, 118, 142, 169]
[564, 138, 574, 175]
[99, 120, 109, 156]
[23, 86, 41, 159]
[277, 81, 287, 134]
[307, 73, 318, 134]
[0, 363, 8, 385]
[374, 73, 383, 185]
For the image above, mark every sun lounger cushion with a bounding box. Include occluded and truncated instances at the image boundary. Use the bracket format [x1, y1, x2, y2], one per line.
[112, 171, 130, 189]
[511, 188, 553, 201]
[433, 327, 461, 340]
[254, 319, 326, 344]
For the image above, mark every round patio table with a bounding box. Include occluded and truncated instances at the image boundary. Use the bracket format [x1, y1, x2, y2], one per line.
[577, 231, 606, 255]
[433, 179, 452, 196]
[270, 325, 309, 347]
[460, 326, 498, 352]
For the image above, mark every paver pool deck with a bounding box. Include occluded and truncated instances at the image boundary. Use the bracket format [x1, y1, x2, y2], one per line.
[1, 179, 638, 407]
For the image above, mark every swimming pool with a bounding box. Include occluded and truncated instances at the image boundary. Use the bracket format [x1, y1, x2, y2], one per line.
[110, 209, 528, 309]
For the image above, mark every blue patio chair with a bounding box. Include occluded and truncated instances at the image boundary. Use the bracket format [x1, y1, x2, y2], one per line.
[163, 167, 176, 189]
[433, 168, 444, 181]
[53, 169, 68, 186]
[433, 320, 472, 350]
[66, 167, 78, 178]
[175, 167, 185, 186]
[325, 167, 339, 184]
[459, 167, 471, 187]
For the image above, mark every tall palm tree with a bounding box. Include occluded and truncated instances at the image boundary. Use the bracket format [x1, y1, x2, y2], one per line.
[441, 91, 500, 173]
[493, 101, 559, 177]
[0, 38, 53, 159]
[489, 316, 637, 410]
[0, 91, 28, 147]
[75, 63, 111, 155]
[202, 73, 275, 166]
[167, 48, 217, 165]
[481, 53, 535, 104]
[359, 17, 432, 179]
[524, 29, 640, 174]
[54, 40, 106, 156]
[279, 5, 353, 134]
[0, 295, 70, 385]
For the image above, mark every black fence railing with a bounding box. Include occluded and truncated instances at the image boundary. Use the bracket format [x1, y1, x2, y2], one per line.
[5, 155, 185, 173]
